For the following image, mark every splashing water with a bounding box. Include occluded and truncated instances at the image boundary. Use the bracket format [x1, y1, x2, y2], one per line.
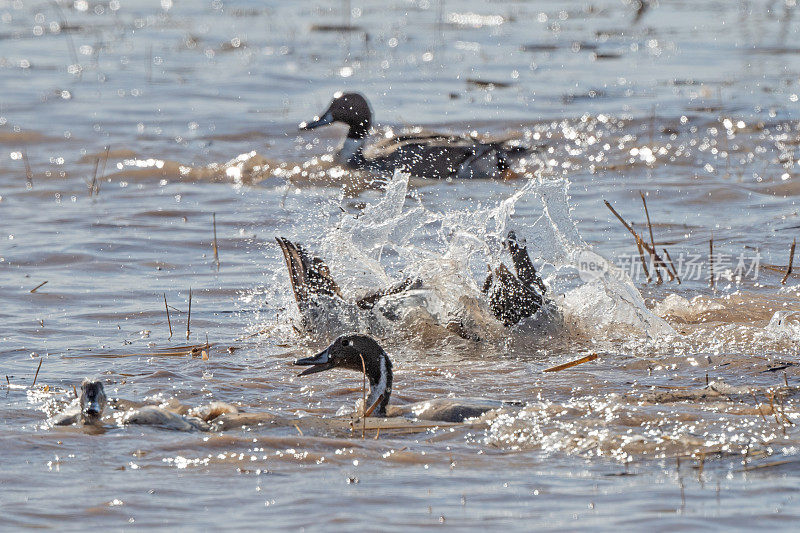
[272, 171, 672, 345]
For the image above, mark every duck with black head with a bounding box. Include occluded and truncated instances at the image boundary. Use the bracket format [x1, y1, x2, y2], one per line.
[294, 334, 521, 423]
[300, 92, 531, 180]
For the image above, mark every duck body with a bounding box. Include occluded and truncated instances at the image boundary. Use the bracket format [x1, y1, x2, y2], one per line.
[295, 334, 521, 423]
[300, 92, 529, 180]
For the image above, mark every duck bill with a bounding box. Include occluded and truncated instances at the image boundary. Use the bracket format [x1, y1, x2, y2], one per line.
[294, 347, 335, 376]
[299, 111, 333, 130]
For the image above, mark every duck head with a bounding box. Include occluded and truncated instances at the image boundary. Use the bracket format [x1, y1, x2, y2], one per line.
[294, 334, 392, 417]
[80, 379, 107, 424]
[300, 92, 372, 140]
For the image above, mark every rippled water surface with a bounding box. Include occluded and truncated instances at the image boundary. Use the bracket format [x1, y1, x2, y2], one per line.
[2, 0, 800, 529]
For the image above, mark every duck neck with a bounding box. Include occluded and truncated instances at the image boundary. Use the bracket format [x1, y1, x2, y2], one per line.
[365, 351, 392, 417]
[338, 137, 366, 167]
[338, 118, 370, 167]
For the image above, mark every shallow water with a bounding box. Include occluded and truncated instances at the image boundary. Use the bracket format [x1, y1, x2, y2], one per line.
[2, 0, 800, 529]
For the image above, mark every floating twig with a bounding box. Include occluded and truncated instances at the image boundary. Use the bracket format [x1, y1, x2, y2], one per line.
[164, 293, 173, 339]
[781, 238, 795, 284]
[32, 358, 43, 388]
[30, 280, 48, 293]
[544, 353, 598, 373]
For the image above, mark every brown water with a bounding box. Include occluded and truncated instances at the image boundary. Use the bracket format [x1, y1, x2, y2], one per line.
[2, 0, 800, 529]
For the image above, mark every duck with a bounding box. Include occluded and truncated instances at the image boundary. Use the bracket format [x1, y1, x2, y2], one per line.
[51, 379, 107, 426]
[276, 230, 546, 337]
[299, 92, 530, 180]
[294, 334, 521, 422]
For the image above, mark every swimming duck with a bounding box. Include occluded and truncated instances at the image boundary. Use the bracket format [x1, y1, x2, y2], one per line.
[276, 230, 546, 336]
[300, 92, 529, 180]
[295, 334, 520, 422]
[51, 379, 107, 426]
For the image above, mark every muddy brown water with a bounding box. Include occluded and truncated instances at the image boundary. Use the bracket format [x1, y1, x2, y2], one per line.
[1, 0, 800, 529]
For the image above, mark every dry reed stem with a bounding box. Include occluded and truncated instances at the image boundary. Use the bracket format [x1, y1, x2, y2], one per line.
[604, 200, 670, 282]
[89, 156, 99, 197]
[363, 394, 384, 418]
[781, 238, 795, 284]
[709, 237, 714, 289]
[739, 459, 794, 472]
[634, 233, 652, 283]
[32, 358, 42, 388]
[750, 390, 768, 422]
[784, 372, 789, 387]
[22, 149, 33, 188]
[5, 375, 10, 388]
[357, 352, 367, 439]
[63, 342, 213, 359]
[294, 424, 304, 436]
[72, 384, 78, 398]
[48, 0, 80, 73]
[186, 288, 192, 340]
[96, 146, 109, 196]
[146, 44, 153, 83]
[662, 248, 682, 284]
[639, 191, 664, 283]
[163, 293, 172, 339]
[543, 353, 598, 372]
[212, 213, 220, 269]
[30, 280, 48, 293]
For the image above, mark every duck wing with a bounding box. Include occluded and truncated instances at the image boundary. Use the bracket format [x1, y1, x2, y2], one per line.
[276, 237, 343, 307]
[355, 277, 422, 310]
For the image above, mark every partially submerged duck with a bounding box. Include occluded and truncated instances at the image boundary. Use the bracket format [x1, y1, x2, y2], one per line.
[51, 380, 238, 432]
[51, 379, 107, 426]
[295, 334, 520, 422]
[300, 92, 529, 180]
[276, 231, 547, 337]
